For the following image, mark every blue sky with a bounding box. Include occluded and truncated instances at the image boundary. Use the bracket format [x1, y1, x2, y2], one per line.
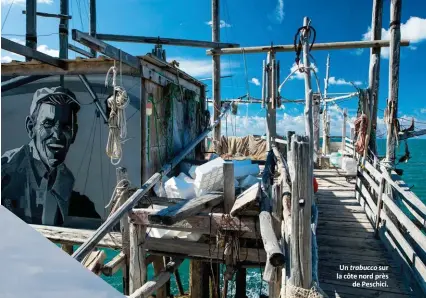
[1, 0, 426, 136]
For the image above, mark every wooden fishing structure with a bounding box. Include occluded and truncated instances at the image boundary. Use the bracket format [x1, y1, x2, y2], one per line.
[2, 0, 426, 297]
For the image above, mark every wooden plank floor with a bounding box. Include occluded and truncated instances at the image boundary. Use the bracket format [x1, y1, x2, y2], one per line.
[315, 168, 415, 298]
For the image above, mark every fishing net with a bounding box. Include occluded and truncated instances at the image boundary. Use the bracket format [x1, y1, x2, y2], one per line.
[285, 283, 327, 298]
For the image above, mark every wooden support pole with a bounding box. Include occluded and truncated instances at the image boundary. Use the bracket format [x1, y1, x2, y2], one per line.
[368, 0, 384, 155]
[374, 177, 386, 238]
[266, 52, 277, 151]
[342, 108, 347, 152]
[259, 211, 285, 268]
[189, 261, 209, 298]
[235, 268, 247, 297]
[22, 10, 72, 19]
[117, 167, 131, 295]
[89, 0, 97, 57]
[322, 54, 330, 155]
[96, 33, 239, 49]
[207, 39, 410, 55]
[61, 244, 74, 255]
[313, 93, 320, 164]
[302, 17, 314, 164]
[129, 259, 183, 298]
[174, 269, 185, 296]
[223, 161, 235, 213]
[212, 0, 221, 152]
[289, 135, 312, 289]
[152, 257, 167, 298]
[25, 0, 37, 56]
[59, 0, 69, 86]
[385, 0, 402, 168]
[129, 223, 147, 294]
[261, 59, 267, 109]
[102, 252, 126, 276]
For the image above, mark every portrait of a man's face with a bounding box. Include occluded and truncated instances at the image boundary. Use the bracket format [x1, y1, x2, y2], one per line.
[27, 99, 78, 169]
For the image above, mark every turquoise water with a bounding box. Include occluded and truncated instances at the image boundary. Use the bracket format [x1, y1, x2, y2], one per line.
[97, 138, 426, 296]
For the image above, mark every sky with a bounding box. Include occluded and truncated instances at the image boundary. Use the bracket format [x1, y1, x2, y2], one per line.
[1, 0, 426, 137]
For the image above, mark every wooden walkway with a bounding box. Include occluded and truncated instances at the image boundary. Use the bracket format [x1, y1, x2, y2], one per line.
[315, 169, 415, 298]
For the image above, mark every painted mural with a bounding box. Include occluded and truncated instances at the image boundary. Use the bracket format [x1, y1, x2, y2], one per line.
[1, 75, 142, 228]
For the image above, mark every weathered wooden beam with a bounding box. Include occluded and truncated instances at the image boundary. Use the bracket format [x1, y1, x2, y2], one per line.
[266, 52, 277, 151]
[342, 108, 348, 152]
[385, 0, 402, 167]
[82, 250, 106, 276]
[289, 135, 312, 289]
[22, 10, 72, 19]
[302, 17, 314, 164]
[89, 0, 97, 57]
[1, 37, 65, 68]
[102, 252, 126, 276]
[368, 0, 384, 155]
[25, 0, 37, 54]
[148, 192, 223, 225]
[207, 39, 410, 55]
[399, 129, 426, 141]
[96, 33, 239, 49]
[223, 161, 235, 213]
[259, 211, 285, 267]
[190, 261, 209, 298]
[72, 104, 231, 262]
[1, 75, 50, 92]
[129, 259, 183, 298]
[68, 44, 95, 58]
[61, 243, 74, 255]
[72, 29, 141, 70]
[130, 209, 259, 239]
[212, 0, 221, 151]
[129, 224, 147, 294]
[152, 257, 167, 298]
[230, 182, 260, 216]
[313, 94, 320, 162]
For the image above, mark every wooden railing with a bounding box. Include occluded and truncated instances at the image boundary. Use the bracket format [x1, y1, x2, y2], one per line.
[354, 156, 426, 294]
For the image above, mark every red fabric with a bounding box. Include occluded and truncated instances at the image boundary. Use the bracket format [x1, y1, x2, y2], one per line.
[313, 177, 318, 193]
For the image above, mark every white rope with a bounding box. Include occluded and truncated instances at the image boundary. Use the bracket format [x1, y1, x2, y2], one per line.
[105, 178, 131, 214]
[105, 62, 130, 165]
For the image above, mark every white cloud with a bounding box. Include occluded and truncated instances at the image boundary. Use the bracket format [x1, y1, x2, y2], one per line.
[168, 57, 238, 78]
[10, 38, 24, 45]
[361, 16, 426, 59]
[274, 0, 284, 24]
[250, 78, 260, 86]
[37, 45, 59, 57]
[1, 56, 12, 63]
[289, 62, 318, 80]
[420, 108, 426, 114]
[328, 76, 362, 86]
[205, 20, 232, 29]
[1, 0, 53, 5]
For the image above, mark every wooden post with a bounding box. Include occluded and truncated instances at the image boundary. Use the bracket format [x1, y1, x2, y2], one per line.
[189, 261, 209, 298]
[129, 223, 147, 294]
[174, 269, 185, 296]
[313, 93, 320, 164]
[322, 54, 330, 155]
[59, 0, 68, 86]
[374, 177, 386, 238]
[266, 52, 277, 151]
[261, 59, 267, 109]
[25, 0, 37, 57]
[289, 135, 312, 289]
[212, 0, 221, 151]
[89, 0, 97, 58]
[342, 108, 347, 153]
[223, 161, 235, 213]
[61, 244, 73, 255]
[235, 269, 246, 297]
[368, 0, 383, 155]
[116, 167, 131, 295]
[302, 17, 314, 163]
[222, 160, 235, 297]
[385, 0, 402, 168]
[152, 257, 167, 298]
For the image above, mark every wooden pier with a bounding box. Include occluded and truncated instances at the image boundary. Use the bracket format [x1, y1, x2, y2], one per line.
[2, 0, 426, 297]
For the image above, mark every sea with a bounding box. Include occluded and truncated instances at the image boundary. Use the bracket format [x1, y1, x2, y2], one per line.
[99, 103, 426, 296]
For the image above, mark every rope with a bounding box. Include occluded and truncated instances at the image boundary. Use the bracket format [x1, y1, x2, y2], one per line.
[105, 178, 131, 215]
[105, 63, 130, 165]
[285, 284, 324, 298]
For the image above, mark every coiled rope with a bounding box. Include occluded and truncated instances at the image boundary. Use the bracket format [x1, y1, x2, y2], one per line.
[105, 61, 130, 165]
